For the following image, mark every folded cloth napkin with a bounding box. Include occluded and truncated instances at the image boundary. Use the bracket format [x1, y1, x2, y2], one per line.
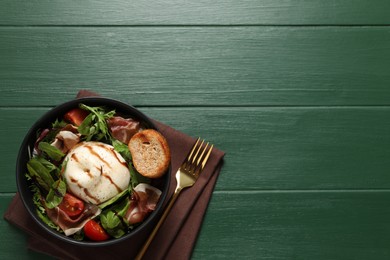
[4, 90, 225, 260]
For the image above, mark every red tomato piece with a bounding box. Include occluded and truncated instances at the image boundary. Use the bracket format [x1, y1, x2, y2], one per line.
[64, 108, 89, 126]
[58, 193, 85, 218]
[84, 219, 110, 241]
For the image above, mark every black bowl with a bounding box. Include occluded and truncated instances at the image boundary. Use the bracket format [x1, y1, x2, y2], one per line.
[16, 97, 170, 247]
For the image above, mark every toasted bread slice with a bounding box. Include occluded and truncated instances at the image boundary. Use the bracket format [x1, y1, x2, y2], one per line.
[128, 129, 170, 178]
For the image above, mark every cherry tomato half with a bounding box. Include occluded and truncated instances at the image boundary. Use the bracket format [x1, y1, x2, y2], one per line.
[63, 108, 89, 126]
[84, 219, 110, 241]
[58, 193, 85, 218]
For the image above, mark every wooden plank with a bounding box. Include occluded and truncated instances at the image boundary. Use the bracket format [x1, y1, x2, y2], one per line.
[0, 108, 53, 193]
[194, 191, 390, 259]
[2, 27, 390, 107]
[0, 194, 53, 260]
[2, 192, 390, 259]
[2, 107, 390, 192]
[150, 106, 390, 191]
[0, 0, 390, 25]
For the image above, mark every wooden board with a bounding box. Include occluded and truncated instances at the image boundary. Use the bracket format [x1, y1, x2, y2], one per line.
[1, 27, 390, 106]
[2, 107, 390, 192]
[2, 192, 390, 259]
[1, 0, 390, 259]
[193, 191, 390, 259]
[0, 195, 53, 260]
[1, 0, 390, 25]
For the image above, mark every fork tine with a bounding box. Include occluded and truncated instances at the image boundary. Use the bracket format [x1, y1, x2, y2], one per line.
[191, 139, 204, 164]
[191, 141, 213, 176]
[201, 144, 213, 170]
[184, 138, 214, 176]
[196, 142, 209, 166]
[187, 138, 200, 163]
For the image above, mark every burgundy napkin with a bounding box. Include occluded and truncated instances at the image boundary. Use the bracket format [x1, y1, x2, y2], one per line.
[4, 90, 225, 260]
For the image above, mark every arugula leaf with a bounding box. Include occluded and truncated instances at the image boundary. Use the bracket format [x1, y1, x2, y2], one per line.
[31, 187, 61, 232]
[38, 142, 65, 161]
[52, 119, 67, 129]
[45, 179, 66, 209]
[77, 104, 115, 141]
[111, 138, 132, 162]
[100, 198, 130, 238]
[77, 113, 94, 138]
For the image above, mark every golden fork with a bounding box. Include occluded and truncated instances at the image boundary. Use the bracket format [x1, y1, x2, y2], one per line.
[135, 138, 213, 260]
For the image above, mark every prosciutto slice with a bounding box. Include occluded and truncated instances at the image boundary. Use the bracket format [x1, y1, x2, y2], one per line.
[107, 116, 140, 144]
[125, 183, 162, 224]
[34, 124, 80, 155]
[45, 202, 101, 236]
[51, 130, 80, 153]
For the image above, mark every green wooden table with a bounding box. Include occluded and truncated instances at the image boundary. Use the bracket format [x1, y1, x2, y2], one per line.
[1, 1, 390, 259]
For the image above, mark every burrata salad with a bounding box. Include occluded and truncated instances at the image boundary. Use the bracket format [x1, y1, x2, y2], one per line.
[25, 104, 167, 241]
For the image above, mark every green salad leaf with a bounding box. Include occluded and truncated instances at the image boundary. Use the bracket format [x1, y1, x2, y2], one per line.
[112, 138, 132, 162]
[98, 188, 129, 209]
[78, 104, 115, 141]
[52, 118, 68, 129]
[35, 156, 60, 178]
[129, 163, 150, 189]
[45, 179, 66, 209]
[27, 157, 55, 192]
[38, 142, 65, 161]
[100, 198, 130, 238]
[27, 154, 66, 209]
[32, 186, 61, 232]
[72, 231, 85, 241]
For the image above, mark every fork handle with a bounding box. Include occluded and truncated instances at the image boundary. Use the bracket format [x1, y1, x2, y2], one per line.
[135, 189, 182, 260]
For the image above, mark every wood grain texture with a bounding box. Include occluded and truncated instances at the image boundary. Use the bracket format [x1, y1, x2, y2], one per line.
[193, 191, 390, 259]
[0, 0, 390, 25]
[1, 27, 390, 107]
[0, 195, 53, 260]
[2, 107, 390, 192]
[2, 192, 390, 259]
[1, 0, 390, 259]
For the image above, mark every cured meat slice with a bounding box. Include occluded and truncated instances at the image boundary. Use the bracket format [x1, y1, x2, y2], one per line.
[125, 183, 161, 224]
[51, 130, 80, 153]
[107, 116, 140, 144]
[46, 201, 101, 236]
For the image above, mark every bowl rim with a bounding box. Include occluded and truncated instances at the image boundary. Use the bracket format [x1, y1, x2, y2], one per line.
[16, 97, 171, 247]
